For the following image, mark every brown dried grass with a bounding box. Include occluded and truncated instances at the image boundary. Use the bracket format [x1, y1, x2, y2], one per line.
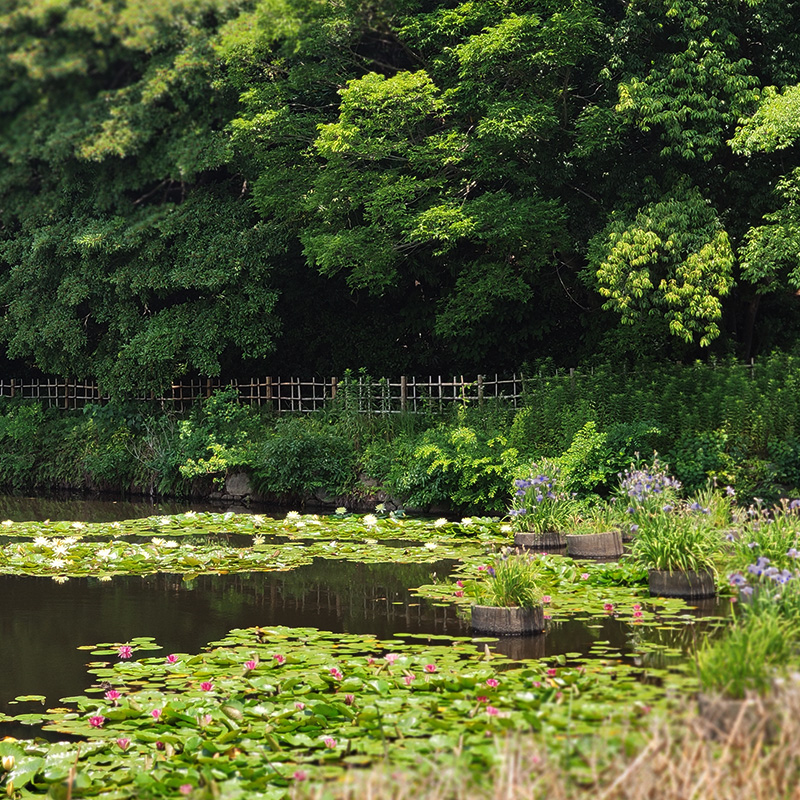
[292, 681, 800, 800]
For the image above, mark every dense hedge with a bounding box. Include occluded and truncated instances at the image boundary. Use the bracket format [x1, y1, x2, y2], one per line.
[3, 356, 800, 511]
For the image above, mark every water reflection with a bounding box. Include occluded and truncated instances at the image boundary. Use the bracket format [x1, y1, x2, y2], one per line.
[0, 493, 297, 523]
[0, 559, 465, 712]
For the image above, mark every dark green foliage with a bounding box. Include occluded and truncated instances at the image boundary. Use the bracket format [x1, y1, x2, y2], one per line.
[5, 0, 800, 385]
[250, 417, 359, 500]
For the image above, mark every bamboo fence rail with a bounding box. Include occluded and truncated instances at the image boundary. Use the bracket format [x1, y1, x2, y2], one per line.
[0, 361, 756, 412]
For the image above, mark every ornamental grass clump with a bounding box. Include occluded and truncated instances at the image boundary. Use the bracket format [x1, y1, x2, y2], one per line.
[510, 461, 575, 533]
[465, 551, 544, 608]
[696, 605, 798, 699]
[630, 504, 721, 574]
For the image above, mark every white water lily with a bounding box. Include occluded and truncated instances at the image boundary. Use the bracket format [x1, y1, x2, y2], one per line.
[460, 517, 473, 526]
[184, 510, 197, 518]
[433, 518, 448, 528]
[151, 538, 167, 547]
[424, 542, 438, 550]
[98, 575, 112, 582]
[375, 503, 386, 513]
[223, 512, 234, 521]
[253, 535, 265, 546]
[335, 507, 347, 515]
[295, 521, 306, 529]
[50, 558, 66, 569]
[96, 549, 112, 560]
[162, 540, 180, 549]
[52, 544, 69, 556]
[286, 511, 301, 520]
[159, 517, 171, 526]
[1, 520, 13, 527]
[110, 522, 121, 529]
[70, 522, 85, 530]
[363, 514, 378, 527]
[53, 576, 69, 584]
[33, 537, 49, 547]
[252, 515, 264, 526]
[501, 524, 513, 534]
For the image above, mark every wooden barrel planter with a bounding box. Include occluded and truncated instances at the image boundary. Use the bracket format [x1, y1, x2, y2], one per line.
[566, 531, 623, 559]
[470, 604, 545, 635]
[649, 569, 716, 598]
[697, 693, 772, 742]
[513, 531, 566, 551]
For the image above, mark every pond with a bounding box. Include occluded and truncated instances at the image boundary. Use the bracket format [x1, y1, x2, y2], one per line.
[0, 496, 732, 797]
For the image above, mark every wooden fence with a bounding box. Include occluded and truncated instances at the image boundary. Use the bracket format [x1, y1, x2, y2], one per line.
[0, 374, 530, 413]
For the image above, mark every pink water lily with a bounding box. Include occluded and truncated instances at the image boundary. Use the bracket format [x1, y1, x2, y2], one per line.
[603, 603, 614, 613]
[116, 738, 131, 751]
[323, 737, 337, 749]
[105, 689, 121, 703]
[200, 682, 214, 692]
[117, 645, 132, 659]
[486, 706, 499, 716]
[476, 695, 488, 703]
[486, 678, 499, 688]
[454, 590, 464, 598]
[293, 771, 308, 781]
[151, 708, 162, 719]
[546, 668, 557, 677]
[329, 668, 343, 680]
[384, 653, 400, 665]
[89, 715, 105, 728]
[179, 786, 193, 797]
[274, 654, 286, 665]
[424, 664, 437, 673]
[344, 694, 355, 705]
[244, 660, 258, 671]
[403, 674, 415, 686]
[295, 702, 306, 711]
[542, 595, 552, 604]
[166, 654, 179, 664]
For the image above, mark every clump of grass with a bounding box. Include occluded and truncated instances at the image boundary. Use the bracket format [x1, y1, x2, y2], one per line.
[696, 606, 796, 698]
[464, 550, 544, 608]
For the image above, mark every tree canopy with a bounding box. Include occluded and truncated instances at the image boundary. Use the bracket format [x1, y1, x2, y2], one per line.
[2, 0, 800, 392]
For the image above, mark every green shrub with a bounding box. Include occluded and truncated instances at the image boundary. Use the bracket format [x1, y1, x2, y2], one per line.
[364, 412, 520, 513]
[250, 418, 358, 499]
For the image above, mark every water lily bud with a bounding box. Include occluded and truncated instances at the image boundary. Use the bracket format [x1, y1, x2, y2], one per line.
[1, 755, 14, 771]
[5, 781, 13, 797]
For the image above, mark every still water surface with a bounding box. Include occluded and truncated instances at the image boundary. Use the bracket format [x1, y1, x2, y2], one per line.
[0, 494, 719, 734]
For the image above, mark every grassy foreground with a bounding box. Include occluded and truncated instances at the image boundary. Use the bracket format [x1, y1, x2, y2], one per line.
[292, 682, 800, 800]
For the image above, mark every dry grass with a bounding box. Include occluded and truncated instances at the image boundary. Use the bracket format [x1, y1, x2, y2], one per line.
[292, 681, 800, 800]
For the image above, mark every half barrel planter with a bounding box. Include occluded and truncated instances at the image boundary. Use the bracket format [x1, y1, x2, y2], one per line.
[697, 693, 773, 742]
[513, 531, 566, 551]
[566, 530, 623, 560]
[648, 568, 716, 598]
[470, 604, 545, 635]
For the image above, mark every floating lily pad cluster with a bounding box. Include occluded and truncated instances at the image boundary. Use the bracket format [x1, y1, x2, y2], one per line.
[0, 512, 502, 579]
[0, 626, 675, 798]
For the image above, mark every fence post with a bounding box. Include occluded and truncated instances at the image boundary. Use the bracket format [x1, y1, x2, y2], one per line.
[477, 374, 484, 406]
[400, 376, 407, 412]
[331, 376, 337, 401]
